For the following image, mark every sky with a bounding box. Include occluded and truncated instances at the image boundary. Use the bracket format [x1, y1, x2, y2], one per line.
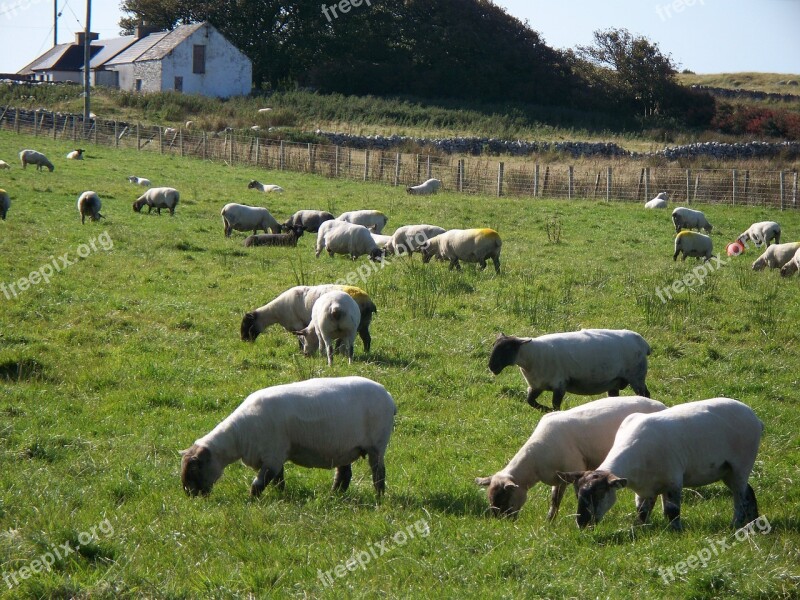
[1, 0, 799, 75]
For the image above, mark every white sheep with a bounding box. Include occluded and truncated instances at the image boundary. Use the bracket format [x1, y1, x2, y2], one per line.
[132, 187, 179, 216]
[420, 228, 501, 273]
[66, 148, 84, 160]
[370, 233, 392, 249]
[221, 203, 281, 237]
[241, 284, 377, 352]
[316, 221, 383, 261]
[488, 329, 651, 412]
[779, 247, 800, 277]
[76, 191, 103, 224]
[248, 180, 284, 193]
[558, 398, 763, 530]
[406, 178, 442, 195]
[384, 224, 446, 256]
[185, 121, 195, 129]
[672, 206, 712, 233]
[19, 149, 54, 171]
[258, 108, 273, 113]
[127, 175, 151, 187]
[296, 291, 361, 366]
[282, 210, 335, 233]
[0, 160, 10, 169]
[644, 191, 668, 208]
[752, 241, 800, 271]
[181, 376, 396, 498]
[164, 127, 178, 137]
[336, 210, 388, 234]
[0, 189, 9, 220]
[476, 396, 667, 520]
[737, 221, 781, 247]
[673, 231, 714, 262]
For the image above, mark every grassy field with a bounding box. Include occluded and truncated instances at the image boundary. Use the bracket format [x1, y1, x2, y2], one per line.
[0, 130, 799, 599]
[676, 72, 800, 95]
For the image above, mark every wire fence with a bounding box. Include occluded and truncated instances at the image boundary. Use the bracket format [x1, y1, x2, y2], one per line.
[2, 106, 798, 209]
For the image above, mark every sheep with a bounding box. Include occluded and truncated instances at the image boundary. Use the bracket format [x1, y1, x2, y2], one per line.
[19, 149, 54, 171]
[181, 376, 396, 498]
[0, 189, 9, 220]
[66, 148, 84, 160]
[258, 108, 273, 113]
[476, 396, 667, 520]
[132, 187, 179, 216]
[221, 203, 281, 237]
[370, 233, 392, 249]
[281, 209, 335, 233]
[644, 191, 668, 208]
[489, 329, 651, 412]
[164, 127, 177, 137]
[672, 206, 712, 233]
[0, 160, 10, 169]
[752, 241, 800, 271]
[248, 180, 284, 193]
[77, 191, 103, 224]
[243, 226, 303, 247]
[779, 247, 800, 277]
[336, 210, 388, 234]
[384, 224, 446, 256]
[558, 398, 763, 530]
[295, 291, 361, 366]
[185, 120, 195, 129]
[240, 284, 377, 352]
[406, 178, 442, 195]
[316, 221, 383, 261]
[127, 175, 151, 187]
[673, 231, 714, 262]
[737, 221, 781, 247]
[420, 228, 501, 273]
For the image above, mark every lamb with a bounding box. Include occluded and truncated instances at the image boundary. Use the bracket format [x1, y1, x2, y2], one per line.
[316, 221, 383, 261]
[336, 210, 388, 234]
[752, 242, 800, 271]
[76, 191, 103, 224]
[295, 291, 361, 366]
[644, 191, 668, 208]
[489, 329, 651, 412]
[406, 178, 442, 195]
[248, 180, 284, 193]
[672, 206, 712, 233]
[243, 226, 303, 247]
[132, 187, 179, 216]
[66, 148, 84, 160]
[19, 149, 54, 171]
[737, 221, 781, 247]
[420, 228, 501, 273]
[673, 231, 714, 262]
[558, 398, 763, 530]
[384, 224, 446, 256]
[181, 376, 396, 498]
[221, 203, 281, 237]
[281, 209, 335, 233]
[0, 189, 9, 220]
[0, 160, 10, 169]
[779, 247, 800, 277]
[127, 175, 151, 187]
[240, 284, 377, 352]
[476, 396, 667, 520]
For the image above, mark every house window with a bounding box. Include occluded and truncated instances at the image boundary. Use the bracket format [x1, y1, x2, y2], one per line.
[174, 76, 183, 92]
[193, 45, 206, 74]
[135, 78, 142, 92]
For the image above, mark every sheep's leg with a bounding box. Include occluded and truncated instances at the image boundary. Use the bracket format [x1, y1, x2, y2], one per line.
[547, 483, 567, 521]
[449, 259, 461, 271]
[662, 487, 683, 531]
[551, 388, 566, 411]
[608, 388, 620, 397]
[325, 342, 334, 366]
[631, 381, 650, 398]
[526, 388, 551, 412]
[478, 258, 487, 270]
[673, 249, 680, 261]
[251, 465, 280, 497]
[332, 465, 352, 492]
[346, 340, 354, 364]
[635, 494, 656, 524]
[725, 474, 759, 527]
[271, 467, 286, 491]
[492, 256, 501, 274]
[368, 451, 386, 498]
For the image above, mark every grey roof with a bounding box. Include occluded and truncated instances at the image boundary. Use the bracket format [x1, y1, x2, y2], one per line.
[104, 23, 206, 67]
[86, 35, 137, 69]
[104, 31, 170, 66]
[18, 44, 71, 74]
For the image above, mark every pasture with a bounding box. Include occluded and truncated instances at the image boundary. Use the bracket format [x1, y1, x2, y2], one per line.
[0, 129, 799, 598]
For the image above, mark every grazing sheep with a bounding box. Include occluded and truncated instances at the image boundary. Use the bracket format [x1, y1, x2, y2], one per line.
[0, 189, 9, 220]
[673, 231, 714, 262]
[127, 175, 151, 187]
[644, 192, 668, 208]
[185, 120, 195, 129]
[181, 376, 396, 498]
[66, 148, 84, 160]
[164, 127, 177, 137]
[752, 241, 800, 271]
[672, 206, 712, 233]
[77, 191, 103, 224]
[243, 226, 303, 247]
[420, 228, 501, 273]
[336, 210, 388, 234]
[489, 329, 651, 412]
[132, 187, 179, 216]
[296, 291, 361, 366]
[248, 180, 284, 193]
[737, 221, 781, 247]
[0, 160, 10, 169]
[558, 398, 763, 530]
[370, 233, 392, 249]
[241, 284, 377, 352]
[406, 178, 442, 195]
[476, 396, 667, 520]
[316, 221, 383, 261]
[779, 247, 800, 277]
[19, 149, 54, 172]
[281, 209, 335, 233]
[384, 224, 446, 256]
[221, 203, 281, 237]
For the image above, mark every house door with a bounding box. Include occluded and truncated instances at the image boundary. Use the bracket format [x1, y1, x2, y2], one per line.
[174, 76, 183, 92]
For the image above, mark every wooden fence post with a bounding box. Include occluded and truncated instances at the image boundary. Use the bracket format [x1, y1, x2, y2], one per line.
[114, 121, 118, 147]
[732, 169, 737, 206]
[334, 146, 340, 178]
[179, 129, 184, 157]
[394, 153, 401, 187]
[229, 132, 234, 164]
[52, 111, 57, 139]
[694, 174, 701, 203]
[308, 143, 315, 173]
[136, 123, 140, 150]
[426, 156, 432, 180]
[744, 170, 750, 203]
[636, 168, 644, 200]
[202, 131, 207, 160]
[593, 171, 601, 198]
[458, 159, 465, 193]
[255, 137, 260, 165]
[280, 141, 285, 170]
[685, 169, 691, 204]
[33, 109, 38, 136]
[644, 167, 650, 201]
[364, 150, 370, 181]
[793, 171, 798, 208]
[159, 127, 163, 154]
[543, 166, 550, 196]
[606, 166, 612, 202]
[568, 165, 574, 200]
[533, 163, 539, 197]
[497, 162, 504, 197]
[780, 171, 785, 211]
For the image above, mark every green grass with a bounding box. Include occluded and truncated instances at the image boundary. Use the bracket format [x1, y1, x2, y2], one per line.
[1, 130, 799, 599]
[677, 72, 800, 95]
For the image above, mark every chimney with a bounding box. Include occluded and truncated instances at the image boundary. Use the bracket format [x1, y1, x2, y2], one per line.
[75, 31, 99, 46]
[135, 22, 160, 39]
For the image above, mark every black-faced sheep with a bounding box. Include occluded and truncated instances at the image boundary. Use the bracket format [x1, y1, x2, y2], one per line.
[672, 206, 712, 233]
[19, 149, 54, 171]
[133, 187, 179, 216]
[77, 191, 103, 224]
[421, 228, 501, 273]
[282, 209, 335, 233]
[295, 291, 361, 366]
[221, 203, 281, 237]
[248, 180, 284, 193]
[673, 231, 714, 262]
[0, 189, 9, 220]
[406, 178, 442, 195]
[336, 210, 388, 234]
[66, 149, 84, 160]
[737, 221, 781, 247]
[751, 242, 800, 271]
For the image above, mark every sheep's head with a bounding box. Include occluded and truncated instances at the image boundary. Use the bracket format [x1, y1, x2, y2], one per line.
[46, 164, 54, 172]
[293, 326, 319, 356]
[419, 242, 434, 263]
[475, 474, 527, 518]
[132, 198, 146, 212]
[705, 224, 713, 233]
[368, 248, 384, 263]
[558, 470, 626, 528]
[181, 445, 223, 497]
[247, 180, 259, 189]
[780, 261, 798, 277]
[488, 333, 528, 375]
[240, 312, 260, 341]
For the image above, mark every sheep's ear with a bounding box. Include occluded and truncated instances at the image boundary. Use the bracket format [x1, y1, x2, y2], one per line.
[179, 448, 191, 456]
[556, 471, 585, 484]
[608, 476, 627, 489]
[475, 476, 492, 487]
[496, 332, 506, 340]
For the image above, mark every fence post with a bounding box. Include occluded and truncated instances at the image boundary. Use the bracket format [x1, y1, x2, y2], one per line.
[593, 171, 601, 198]
[52, 111, 57, 140]
[308, 143, 314, 173]
[793, 171, 798, 208]
[93, 119, 97, 144]
[334, 146, 340, 178]
[136, 123, 140, 150]
[644, 167, 650, 201]
[780, 171, 785, 211]
[394, 153, 401, 187]
[159, 127, 163, 154]
[497, 162, 504, 197]
[568, 165, 574, 200]
[732, 169, 737, 206]
[606, 166, 612, 202]
[685, 169, 690, 204]
[33, 109, 38, 136]
[533, 163, 539, 197]
[15, 108, 20, 133]
[636, 168, 644, 200]
[694, 174, 700, 203]
[458, 158, 465, 193]
[426, 156, 432, 180]
[543, 166, 550, 196]
[114, 121, 119, 147]
[202, 131, 207, 160]
[255, 137, 260, 165]
[179, 129, 184, 157]
[279, 141, 285, 170]
[744, 170, 750, 202]
[364, 150, 370, 181]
